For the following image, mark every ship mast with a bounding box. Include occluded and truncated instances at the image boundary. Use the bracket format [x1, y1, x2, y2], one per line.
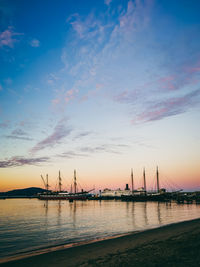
[131, 168, 134, 194]
[41, 175, 46, 190]
[74, 169, 77, 194]
[156, 166, 160, 193]
[59, 170, 62, 192]
[143, 168, 146, 195]
[46, 174, 49, 191]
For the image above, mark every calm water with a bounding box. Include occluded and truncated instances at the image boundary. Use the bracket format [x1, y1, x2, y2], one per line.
[0, 199, 200, 260]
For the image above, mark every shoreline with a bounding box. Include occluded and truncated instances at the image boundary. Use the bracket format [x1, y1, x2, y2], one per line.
[1, 218, 200, 266]
[0, 231, 137, 264]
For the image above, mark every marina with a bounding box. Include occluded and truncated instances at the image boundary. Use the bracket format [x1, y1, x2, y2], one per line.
[35, 167, 200, 205]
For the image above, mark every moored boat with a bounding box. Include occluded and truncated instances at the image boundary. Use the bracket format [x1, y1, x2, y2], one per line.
[38, 170, 92, 200]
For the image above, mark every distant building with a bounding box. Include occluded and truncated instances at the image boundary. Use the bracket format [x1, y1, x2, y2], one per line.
[101, 188, 132, 197]
[101, 184, 131, 197]
[100, 184, 147, 197]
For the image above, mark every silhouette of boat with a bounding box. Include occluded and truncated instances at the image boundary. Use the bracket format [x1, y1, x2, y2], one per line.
[38, 170, 92, 200]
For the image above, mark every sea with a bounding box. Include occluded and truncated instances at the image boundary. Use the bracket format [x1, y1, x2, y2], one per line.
[0, 199, 200, 262]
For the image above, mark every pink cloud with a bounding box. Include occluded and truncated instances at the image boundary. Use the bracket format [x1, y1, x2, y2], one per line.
[182, 60, 200, 74]
[65, 89, 78, 103]
[0, 120, 10, 128]
[188, 67, 200, 73]
[115, 60, 200, 104]
[31, 118, 72, 153]
[158, 75, 176, 90]
[134, 89, 200, 123]
[157, 59, 200, 91]
[80, 84, 103, 102]
[0, 27, 23, 48]
[137, 107, 169, 122]
[0, 156, 49, 168]
[52, 98, 60, 105]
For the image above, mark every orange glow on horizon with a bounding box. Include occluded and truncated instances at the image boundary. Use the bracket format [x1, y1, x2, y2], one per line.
[1, 161, 200, 192]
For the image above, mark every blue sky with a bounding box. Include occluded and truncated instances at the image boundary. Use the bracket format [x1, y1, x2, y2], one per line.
[0, 0, 200, 191]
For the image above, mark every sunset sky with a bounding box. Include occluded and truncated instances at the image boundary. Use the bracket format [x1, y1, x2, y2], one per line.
[0, 0, 200, 192]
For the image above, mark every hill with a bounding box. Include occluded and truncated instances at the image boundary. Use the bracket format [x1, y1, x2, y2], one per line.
[0, 187, 47, 197]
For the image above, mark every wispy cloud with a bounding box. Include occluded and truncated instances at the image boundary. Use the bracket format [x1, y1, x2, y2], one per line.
[51, 87, 79, 107]
[31, 118, 72, 153]
[55, 0, 199, 127]
[67, 12, 103, 40]
[0, 26, 22, 48]
[156, 61, 200, 92]
[4, 128, 33, 141]
[30, 38, 40, 47]
[114, 89, 140, 104]
[59, 0, 154, 103]
[65, 89, 78, 103]
[114, 57, 200, 123]
[80, 143, 129, 154]
[73, 131, 92, 139]
[117, 0, 152, 35]
[48, 0, 154, 111]
[52, 98, 60, 105]
[0, 120, 10, 128]
[134, 89, 200, 123]
[12, 128, 28, 136]
[5, 135, 33, 141]
[105, 0, 112, 6]
[58, 151, 88, 159]
[0, 156, 49, 168]
[58, 143, 129, 159]
[47, 73, 59, 85]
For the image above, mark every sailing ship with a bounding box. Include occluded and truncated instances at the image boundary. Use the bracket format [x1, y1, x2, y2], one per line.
[38, 170, 93, 200]
[121, 167, 168, 201]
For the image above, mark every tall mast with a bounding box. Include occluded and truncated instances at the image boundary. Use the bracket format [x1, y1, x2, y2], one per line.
[156, 166, 160, 193]
[131, 168, 134, 194]
[59, 170, 62, 192]
[41, 175, 46, 190]
[143, 168, 146, 194]
[74, 169, 77, 194]
[46, 174, 49, 191]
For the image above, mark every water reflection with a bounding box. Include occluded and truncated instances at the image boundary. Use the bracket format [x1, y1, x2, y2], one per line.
[131, 201, 136, 227]
[143, 202, 148, 225]
[44, 200, 48, 216]
[157, 202, 161, 224]
[43, 200, 49, 230]
[69, 201, 77, 227]
[1, 199, 200, 260]
[57, 200, 61, 225]
[126, 201, 130, 217]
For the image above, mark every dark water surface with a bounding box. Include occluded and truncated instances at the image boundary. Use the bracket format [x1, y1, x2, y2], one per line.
[0, 199, 200, 260]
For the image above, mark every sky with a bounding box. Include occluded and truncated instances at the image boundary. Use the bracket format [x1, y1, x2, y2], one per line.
[0, 0, 200, 192]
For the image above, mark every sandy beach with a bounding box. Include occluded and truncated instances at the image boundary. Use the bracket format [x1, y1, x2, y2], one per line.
[1, 218, 200, 267]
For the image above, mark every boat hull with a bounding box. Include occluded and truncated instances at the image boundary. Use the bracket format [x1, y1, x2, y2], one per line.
[38, 194, 87, 200]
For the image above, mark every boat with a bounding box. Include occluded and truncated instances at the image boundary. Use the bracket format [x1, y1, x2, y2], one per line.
[121, 167, 169, 202]
[38, 192, 89, 200]
[38, 170, 92, 200]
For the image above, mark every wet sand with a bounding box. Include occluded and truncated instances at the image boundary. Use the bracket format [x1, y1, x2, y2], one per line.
[1, 218, 200, 267]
